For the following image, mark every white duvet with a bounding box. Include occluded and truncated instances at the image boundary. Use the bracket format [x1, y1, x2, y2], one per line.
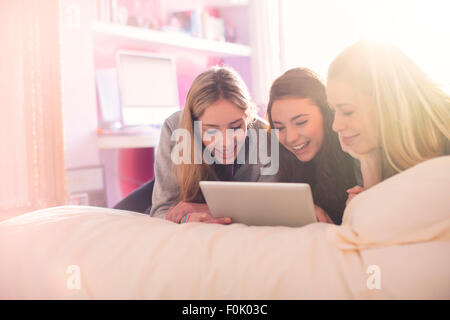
[0, 156, 449, 299]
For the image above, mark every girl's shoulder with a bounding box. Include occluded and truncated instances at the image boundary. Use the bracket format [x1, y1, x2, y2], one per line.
[164, 110, 183, 131]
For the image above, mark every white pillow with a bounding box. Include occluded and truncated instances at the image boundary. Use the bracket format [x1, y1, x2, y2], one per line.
[340, 156, 450, 248]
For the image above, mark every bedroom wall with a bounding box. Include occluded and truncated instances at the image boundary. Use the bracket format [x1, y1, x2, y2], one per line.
[60, 0, 100, 170]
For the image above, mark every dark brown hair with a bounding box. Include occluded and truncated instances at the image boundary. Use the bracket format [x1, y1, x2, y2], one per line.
[267, 68, 356, 224]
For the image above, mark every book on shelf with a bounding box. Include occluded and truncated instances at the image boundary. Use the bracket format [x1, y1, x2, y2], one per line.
[111, 0, 118, 24]
[94, 1, 234, 44]
[95, 0, 123, 24]
[202, 11, 225, 42]
[95, 0, 110, 23]
[190, 8, 204, 38]
[167, 9, 227, 42]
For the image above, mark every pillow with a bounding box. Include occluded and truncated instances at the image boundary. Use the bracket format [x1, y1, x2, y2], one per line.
[336, 156, 450, 249]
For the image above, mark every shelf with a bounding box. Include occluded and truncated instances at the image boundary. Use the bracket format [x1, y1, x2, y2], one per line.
[93, 22, 251, 57]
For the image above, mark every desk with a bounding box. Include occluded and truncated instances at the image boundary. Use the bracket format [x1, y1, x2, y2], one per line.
[97, 127, 161, 149]
[97, 127, 161, 207]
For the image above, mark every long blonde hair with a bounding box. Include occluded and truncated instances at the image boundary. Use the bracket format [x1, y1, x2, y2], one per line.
[328, 40, 450, 177]
[177, 66, 256, 202]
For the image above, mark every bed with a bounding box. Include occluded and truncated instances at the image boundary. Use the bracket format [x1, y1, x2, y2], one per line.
[0, 156, 449, 299]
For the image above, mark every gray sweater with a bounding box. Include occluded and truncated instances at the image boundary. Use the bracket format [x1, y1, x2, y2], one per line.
[149, 111, 268, 219]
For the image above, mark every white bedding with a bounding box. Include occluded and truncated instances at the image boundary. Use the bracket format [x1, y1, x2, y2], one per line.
[0, 156, 449, 299]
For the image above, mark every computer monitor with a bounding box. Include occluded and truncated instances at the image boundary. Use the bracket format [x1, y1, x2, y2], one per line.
[116, 50, 180, 126]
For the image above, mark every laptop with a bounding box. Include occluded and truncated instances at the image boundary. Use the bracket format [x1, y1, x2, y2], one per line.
[199, 181, 317, 227]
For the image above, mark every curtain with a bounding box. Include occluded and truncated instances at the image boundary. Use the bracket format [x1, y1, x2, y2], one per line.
[247, 0, 281, 108]
[0, 0, 66, 219]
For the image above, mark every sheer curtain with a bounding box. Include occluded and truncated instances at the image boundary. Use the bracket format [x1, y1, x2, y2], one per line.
[248, 0, 281, 109]
[0, 0, 66, 219]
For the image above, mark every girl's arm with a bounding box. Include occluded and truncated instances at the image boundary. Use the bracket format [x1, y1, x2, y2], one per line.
[149, 112, 182, 219]
[359, 148, 383, 188]
[314, 205, 334, 224]
[346, 148, 383, 206]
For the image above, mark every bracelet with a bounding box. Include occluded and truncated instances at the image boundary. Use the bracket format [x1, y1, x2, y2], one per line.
[179, 213, 192, 224]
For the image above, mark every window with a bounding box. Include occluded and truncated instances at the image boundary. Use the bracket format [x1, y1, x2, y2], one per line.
[280, 0, 450, 92]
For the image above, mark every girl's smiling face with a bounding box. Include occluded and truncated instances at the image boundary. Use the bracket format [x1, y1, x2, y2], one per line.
[198, 98, 248, 164]
[326, 79, 380, 157]
[270, 98, 324, 162]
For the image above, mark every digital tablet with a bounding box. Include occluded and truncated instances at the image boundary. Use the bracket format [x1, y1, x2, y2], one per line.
[199, 181, 317, 227]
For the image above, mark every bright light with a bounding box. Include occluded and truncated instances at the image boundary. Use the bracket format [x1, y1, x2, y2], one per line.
[353, 0, 450, 92]
[280, 0, 450, 92]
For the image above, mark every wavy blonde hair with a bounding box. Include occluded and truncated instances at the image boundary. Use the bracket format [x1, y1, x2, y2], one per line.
[177, 66, 256, 202]
[328, 40, 450, 177]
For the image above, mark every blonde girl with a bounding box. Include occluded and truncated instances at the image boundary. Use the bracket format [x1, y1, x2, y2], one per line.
[326, 40, 450, 203]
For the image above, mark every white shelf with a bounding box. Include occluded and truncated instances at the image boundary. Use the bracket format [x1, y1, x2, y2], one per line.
[93, 22, 251, 57]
